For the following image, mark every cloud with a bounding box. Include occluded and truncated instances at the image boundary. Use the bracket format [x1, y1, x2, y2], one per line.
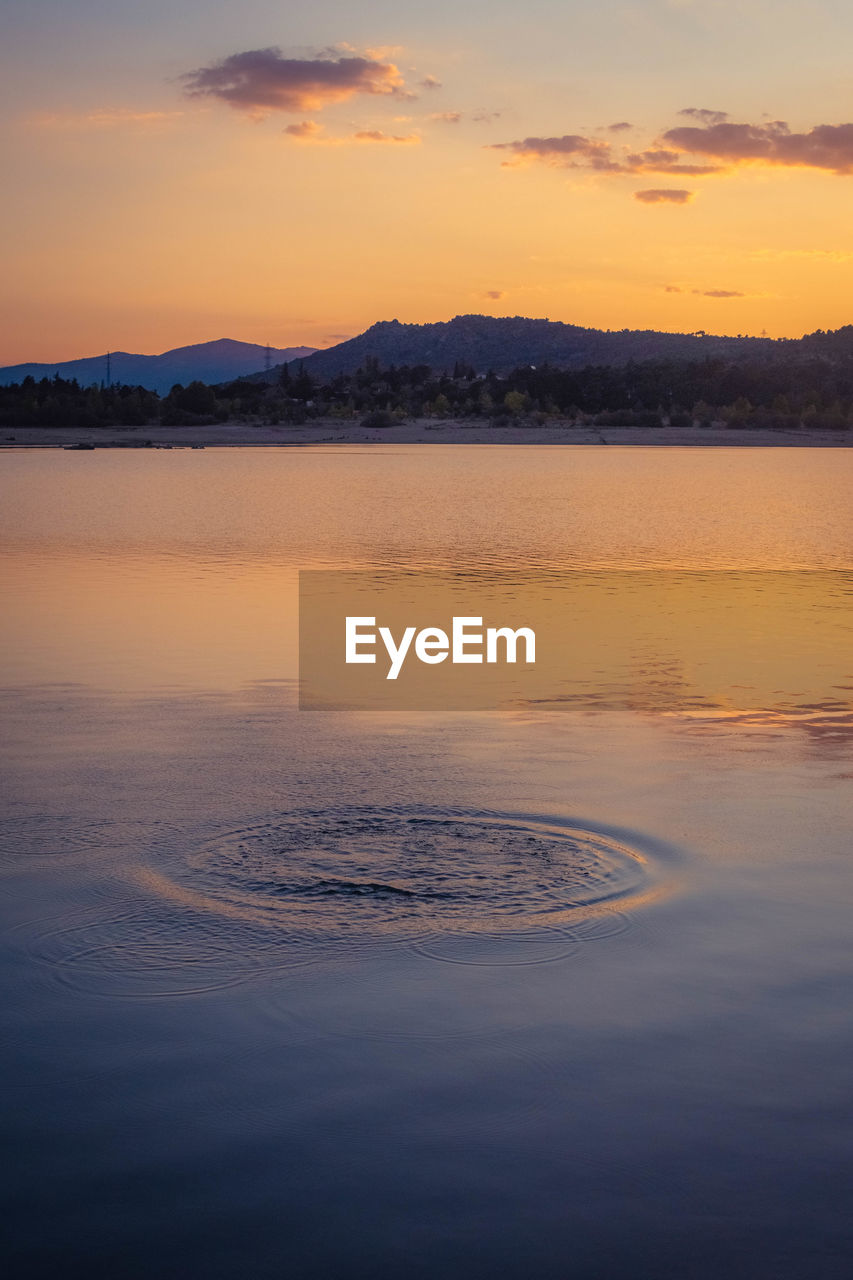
[31, 108, 184, 130]
[472, 109, 502, 124]
[665, 284, 747, 297]
[419, 75, 442, 90]
[430, 111, 462, 124]
[608, 121, 633, 132]
[283, 124, 420, 147]
[623, 148, 721, 175]
[678, 107, 729, 126]
[352, 130, 420, 144]
[489, 108, 853, 196]
[489, 134, 622, 170]
[634, 188, 693, 204]
[483, 290, 505, 300]
[662, 117, 853, 174]
[284, 119, 323, 138]
[182, 48, 409, 116]
[488, 134, 719, 174]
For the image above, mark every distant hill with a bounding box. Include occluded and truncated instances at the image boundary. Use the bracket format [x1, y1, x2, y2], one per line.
[0, 339, 317, 395]
[266, 316, 780, 382]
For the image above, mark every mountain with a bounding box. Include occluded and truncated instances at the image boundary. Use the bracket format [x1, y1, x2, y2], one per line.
[0, 339, 318, 395]
[266, 316, 778, 381]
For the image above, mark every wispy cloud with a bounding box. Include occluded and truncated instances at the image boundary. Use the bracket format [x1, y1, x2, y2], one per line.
[419, 75, 442, 91]
[634, 188, 693, 204]
[665, 284, 749, 297]
[488, 134, 718, 174]
[751, 247, 853, 262]
[678, 107, 728, 126]
[489, 134, 622, 170]
[182, 48, 411, 117]
[31, 108, 185, 130]
[352, 130, 420, 144]
[429, 111, 462, 124]
[283, 122, 420, 147]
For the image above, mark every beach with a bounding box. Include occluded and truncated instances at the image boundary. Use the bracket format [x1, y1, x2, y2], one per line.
[2, 418, 852, 448]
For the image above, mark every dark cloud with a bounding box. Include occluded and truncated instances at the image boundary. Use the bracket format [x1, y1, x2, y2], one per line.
[472, 109, 502, 124]
[182, 48, 409, 115]
[489, 109, 853, 199]
[608, 121, 633, 132]
[489, 134, 718, 174]
[483, 290, 505, 300]
[624, 148, 721, 175]
[663, 118, 853, 174]
[489, 134, 622, 170]
[664, 284, 683, 293]
[679, 107, 729, 126]
[634, 189, 693, 204]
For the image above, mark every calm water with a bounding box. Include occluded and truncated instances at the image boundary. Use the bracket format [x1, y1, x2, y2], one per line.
[1, 447, 852, 1278]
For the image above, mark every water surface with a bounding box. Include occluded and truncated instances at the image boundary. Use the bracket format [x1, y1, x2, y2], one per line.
[1, 447, 852, 1278]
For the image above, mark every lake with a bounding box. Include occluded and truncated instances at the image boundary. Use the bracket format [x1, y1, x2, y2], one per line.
[1, 445, 852, 1278]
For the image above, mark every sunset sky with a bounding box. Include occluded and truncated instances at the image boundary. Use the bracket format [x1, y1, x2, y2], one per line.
[4, 0, 853, 362]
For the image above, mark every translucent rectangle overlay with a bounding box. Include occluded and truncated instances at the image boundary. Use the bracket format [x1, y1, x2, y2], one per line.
[298, 569, 853, 713]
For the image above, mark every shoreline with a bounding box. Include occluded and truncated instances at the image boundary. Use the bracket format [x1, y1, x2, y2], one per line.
[2, 417, 852, 448]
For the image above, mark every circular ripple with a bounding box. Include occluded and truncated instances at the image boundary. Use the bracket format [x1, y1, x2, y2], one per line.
[0, 816, 184, 866]
[155, 807, 655, 947]
[24, 899, 307, 998]
[413, 927, 580, 966]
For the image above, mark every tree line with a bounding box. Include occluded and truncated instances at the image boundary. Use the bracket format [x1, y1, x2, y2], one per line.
[3, 350, 853, 432]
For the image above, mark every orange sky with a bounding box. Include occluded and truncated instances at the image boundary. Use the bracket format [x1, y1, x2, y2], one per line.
[3, 1, 853, 362]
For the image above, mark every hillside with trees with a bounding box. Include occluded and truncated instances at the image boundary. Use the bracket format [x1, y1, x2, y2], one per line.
[262, 315, 777, 382]
[3, 338, 853, 434]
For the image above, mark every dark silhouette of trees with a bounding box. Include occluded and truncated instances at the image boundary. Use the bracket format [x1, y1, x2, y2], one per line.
[3, 341, 853, 433]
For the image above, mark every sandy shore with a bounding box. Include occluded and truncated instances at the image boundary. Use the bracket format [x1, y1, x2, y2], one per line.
[2, 417, 851, 447]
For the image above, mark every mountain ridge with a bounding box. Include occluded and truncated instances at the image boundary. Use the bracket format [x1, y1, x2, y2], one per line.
[264, 314, 781, 381]
[0, 338, 318, 396]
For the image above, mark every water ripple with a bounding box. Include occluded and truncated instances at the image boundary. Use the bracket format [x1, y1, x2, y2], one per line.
[150, 806, 662, 945]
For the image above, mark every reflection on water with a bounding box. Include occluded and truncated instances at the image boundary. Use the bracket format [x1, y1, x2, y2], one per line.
[1, 447, 852, 1278]
[143, 806, 664, 940]
[3, 445, 852, 570]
